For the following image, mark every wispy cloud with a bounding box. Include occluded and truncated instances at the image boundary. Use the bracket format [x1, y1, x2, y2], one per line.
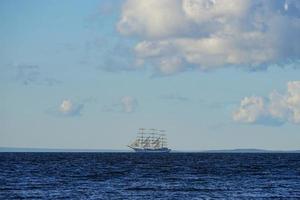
[160, 93, 189, 102]
[14, 63, 60, 86]
[79, 36, 140, 73]
[121, 96, 138, 113]
[233, 81, 300, 125]
[97, 40, 141, 72]
[102, 96, 138, 113]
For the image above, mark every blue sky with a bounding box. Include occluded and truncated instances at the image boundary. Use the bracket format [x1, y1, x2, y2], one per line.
[1, 0, 300, 150]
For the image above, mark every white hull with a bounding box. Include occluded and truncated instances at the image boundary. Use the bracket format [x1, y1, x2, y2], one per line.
[130, 147, 171, 153]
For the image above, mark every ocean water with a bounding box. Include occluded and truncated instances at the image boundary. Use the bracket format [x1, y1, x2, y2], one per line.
[1, 153, 300, 199]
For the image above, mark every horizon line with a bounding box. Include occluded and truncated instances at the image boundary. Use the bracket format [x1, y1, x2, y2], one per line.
[0, 147, 299, 153]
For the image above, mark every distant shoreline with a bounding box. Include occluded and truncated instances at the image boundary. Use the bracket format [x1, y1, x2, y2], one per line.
[1, 147, 299, 153]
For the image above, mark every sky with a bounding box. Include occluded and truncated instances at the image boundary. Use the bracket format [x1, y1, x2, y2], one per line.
[0, 0, 300, 151]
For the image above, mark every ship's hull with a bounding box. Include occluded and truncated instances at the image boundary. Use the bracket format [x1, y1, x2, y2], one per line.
[131, 147, 171, 153]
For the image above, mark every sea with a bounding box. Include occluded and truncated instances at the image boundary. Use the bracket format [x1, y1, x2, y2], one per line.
[1, 153, 300, 199]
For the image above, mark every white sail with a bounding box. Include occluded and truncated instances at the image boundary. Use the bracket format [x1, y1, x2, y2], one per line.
[128, 128, 171, 152]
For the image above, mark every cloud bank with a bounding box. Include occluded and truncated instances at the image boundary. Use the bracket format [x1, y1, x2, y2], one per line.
[233, 81, 300, 125]
[117, 0, 300, 75]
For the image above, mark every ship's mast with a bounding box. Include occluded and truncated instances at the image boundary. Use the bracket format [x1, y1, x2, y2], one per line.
[150, 128, 156, 149]
[139, 128, 145, 147]
[129, 128, 168, 150]
[159, 130, 166, 148]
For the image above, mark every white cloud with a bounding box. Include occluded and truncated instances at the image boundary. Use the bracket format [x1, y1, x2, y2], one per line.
[268, 91, 289, 121]
[233, 81, 300, 125]
[284, 0, 289, 11]
[118, 0, 300, 75]
[182, 0, 249, 24]
[121, 96, 138, 113]
[59, 99, 84, 116]
[286, 81, 300, 124]
[117, 0, 188, 39]
[60, 100, 73, 114]
[233, 96, 266, 123]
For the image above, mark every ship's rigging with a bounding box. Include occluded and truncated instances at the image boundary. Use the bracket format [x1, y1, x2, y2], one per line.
[128, 128, 169, 150]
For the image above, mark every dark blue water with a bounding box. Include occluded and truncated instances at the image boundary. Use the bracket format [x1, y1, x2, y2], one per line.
[1, 153, 300, 199]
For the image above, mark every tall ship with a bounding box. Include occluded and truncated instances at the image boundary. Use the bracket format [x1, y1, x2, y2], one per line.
[128, 128, 171, 153]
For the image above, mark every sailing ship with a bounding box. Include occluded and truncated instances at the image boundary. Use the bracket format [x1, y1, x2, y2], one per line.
[128, 128, 171, 153]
